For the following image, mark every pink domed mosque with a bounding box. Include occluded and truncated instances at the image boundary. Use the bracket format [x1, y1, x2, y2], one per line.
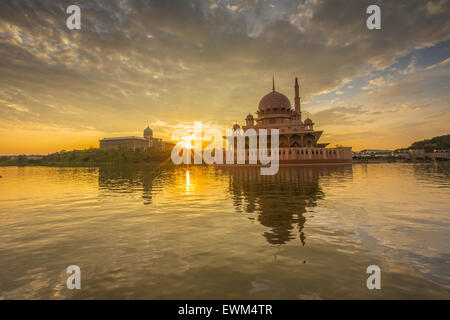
[228, 77, 352, 165]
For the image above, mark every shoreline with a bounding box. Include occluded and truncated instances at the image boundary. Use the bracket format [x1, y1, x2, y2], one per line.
[1, 159, 448, 169]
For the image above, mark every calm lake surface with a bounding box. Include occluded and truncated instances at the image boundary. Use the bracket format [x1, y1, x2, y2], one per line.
[0, 163, 449, 299]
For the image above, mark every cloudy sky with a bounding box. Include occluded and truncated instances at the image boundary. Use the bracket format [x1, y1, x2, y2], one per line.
[0, 0, 449, 154]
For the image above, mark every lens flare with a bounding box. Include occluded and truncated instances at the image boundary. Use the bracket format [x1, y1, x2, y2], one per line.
[178, 135, 195, 149]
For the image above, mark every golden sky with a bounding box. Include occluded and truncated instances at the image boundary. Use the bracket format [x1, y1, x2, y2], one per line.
[0, 0, 449, 154]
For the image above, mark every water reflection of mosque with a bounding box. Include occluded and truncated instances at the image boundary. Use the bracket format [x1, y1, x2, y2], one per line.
[97, 165, 353, 246]
[222, 165, 353, 246]
[98, 166, 161, 205]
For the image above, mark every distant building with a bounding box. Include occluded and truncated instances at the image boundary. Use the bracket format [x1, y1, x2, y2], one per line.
[358, 149, 393, 155]
[99, 126, 174, 150]
[26, 155, 44, 160]
[395, 149, 450, 160]
[356, 149, 393, 157]
[429, 150, 450, 160]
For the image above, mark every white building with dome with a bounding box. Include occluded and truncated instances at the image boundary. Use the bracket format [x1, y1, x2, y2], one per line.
[99, 126, 174, 150]
[227, 77, 352, 165]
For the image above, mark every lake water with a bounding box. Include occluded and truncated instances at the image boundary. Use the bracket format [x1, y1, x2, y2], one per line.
[0, 163, 449, 299]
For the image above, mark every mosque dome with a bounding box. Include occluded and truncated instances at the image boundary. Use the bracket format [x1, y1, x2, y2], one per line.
[232, 123, 241, 131]
[258, 91, 291, 112]
[246, 113, 254, 119]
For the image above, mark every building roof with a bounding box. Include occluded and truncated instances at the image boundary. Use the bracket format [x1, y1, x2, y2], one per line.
[360, 149, 392, 153]
[100, 136, 147, 141]
[144, 126, 153, 134]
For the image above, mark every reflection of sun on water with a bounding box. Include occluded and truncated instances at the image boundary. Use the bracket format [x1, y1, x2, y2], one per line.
[177, 135, 194, 194]
[185, 170, 191, 194]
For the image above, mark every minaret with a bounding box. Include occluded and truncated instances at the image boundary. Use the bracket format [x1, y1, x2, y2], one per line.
[294, 77, 301, 120]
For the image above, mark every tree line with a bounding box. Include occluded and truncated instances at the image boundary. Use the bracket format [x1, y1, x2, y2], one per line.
[0, 147, 173, 167]
[405, 134, 450, 153]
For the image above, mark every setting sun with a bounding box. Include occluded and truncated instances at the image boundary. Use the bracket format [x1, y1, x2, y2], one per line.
[178, 135, 195, 149]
